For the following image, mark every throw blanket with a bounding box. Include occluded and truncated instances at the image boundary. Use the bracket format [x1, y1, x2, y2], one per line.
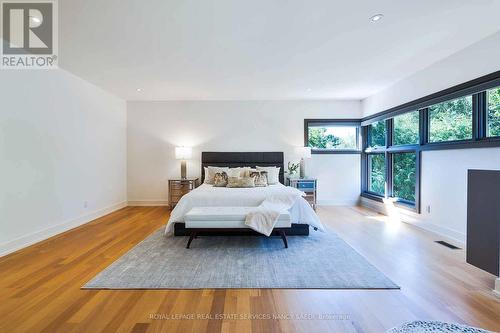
[165, 184, 325, 235]
[245, 194, 297, 236]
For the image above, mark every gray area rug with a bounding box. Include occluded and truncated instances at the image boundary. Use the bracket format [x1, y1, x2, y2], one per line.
[387, 321, 493, 333]
[83, 228, 399, 289]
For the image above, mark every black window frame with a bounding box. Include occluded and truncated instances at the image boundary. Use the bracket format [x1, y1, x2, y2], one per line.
[304, 119, 361, 154]
[367, 120, 387, 148]
[392, 110, 420, 146]
[362, 118, 421, 211]
[427, 94, 474, 144]
[485, 86, 500, 138]
[366, 152, 386, 197]
[360, 70, 500, 213]
[391, 151, 419, 204]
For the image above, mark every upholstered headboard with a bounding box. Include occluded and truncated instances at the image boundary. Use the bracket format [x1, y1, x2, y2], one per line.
[201, 152, 285, 184]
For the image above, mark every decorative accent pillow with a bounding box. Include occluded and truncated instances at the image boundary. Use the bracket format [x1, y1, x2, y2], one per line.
[228, 167, 248, 178]
[249, 171, 268, 187]
[213, 172, 228, 187]
[256, 166, 280, 184]
[204, 166, 229, 184]
[226, 176, 255, 188]
[245, 168, 257, 176]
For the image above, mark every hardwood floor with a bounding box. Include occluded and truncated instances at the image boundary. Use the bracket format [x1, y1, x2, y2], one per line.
[1, 206, 499, 332]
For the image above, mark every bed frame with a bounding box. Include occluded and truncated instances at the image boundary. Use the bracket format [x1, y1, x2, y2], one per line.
[173, 151, 310, 236]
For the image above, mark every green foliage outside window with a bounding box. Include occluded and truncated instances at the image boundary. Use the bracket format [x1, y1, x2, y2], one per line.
[308, 126, 357, 149]
[429, 96, 472, 142]
[487, 87, 500, 137]
[393, 153, 416, 202]
[369, 121, 386, 147]
[364, 88, 498, 205]
[393, 111, 419, 145]
[369, 154, 385, 195]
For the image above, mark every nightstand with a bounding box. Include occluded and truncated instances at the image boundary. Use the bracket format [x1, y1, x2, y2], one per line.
[285, 177, 317, 210]
[168, 178, 199, 208]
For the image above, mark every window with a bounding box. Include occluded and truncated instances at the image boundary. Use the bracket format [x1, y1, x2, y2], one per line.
[304, 120, 360, 153]
[428, 95, 473, 142]
[361, 71, 500, 213]
[392, 153, 416, 202]
[487, 86, 500, 137]
[393, 111, 419, 145]
[364, 113, 419, 207]
[308, 126, 357, 149]
[368, 154, 385, 195]
[368, 120, 386, 147]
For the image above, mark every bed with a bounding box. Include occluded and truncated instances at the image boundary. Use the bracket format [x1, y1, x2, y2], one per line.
[165, 152, 324, 236]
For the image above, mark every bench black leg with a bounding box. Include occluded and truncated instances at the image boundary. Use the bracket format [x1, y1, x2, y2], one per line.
[186, 231, 197, 249]
[279, 230, 288, 248]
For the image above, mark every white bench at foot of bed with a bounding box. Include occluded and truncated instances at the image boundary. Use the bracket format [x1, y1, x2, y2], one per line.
[184, 207, 291, 249]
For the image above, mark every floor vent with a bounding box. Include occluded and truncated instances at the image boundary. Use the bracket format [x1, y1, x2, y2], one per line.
[435, 240, 461, 250]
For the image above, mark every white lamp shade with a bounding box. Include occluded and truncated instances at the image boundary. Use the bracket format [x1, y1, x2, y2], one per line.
[175, 146, 192, 160]
[294, 146, 311, 159]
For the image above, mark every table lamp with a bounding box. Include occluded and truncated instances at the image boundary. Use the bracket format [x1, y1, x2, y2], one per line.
[294, 146, 311, 178]
[175, 146, 192, 179]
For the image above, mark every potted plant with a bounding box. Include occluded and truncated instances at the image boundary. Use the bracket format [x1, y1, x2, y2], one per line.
[287, 162, 300, 177]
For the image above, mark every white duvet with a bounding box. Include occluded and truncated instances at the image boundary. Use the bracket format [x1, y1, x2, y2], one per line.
[165, 183, 324, 234]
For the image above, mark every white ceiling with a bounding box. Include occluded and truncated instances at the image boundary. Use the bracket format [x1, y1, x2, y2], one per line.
[59, 0, 500, 101]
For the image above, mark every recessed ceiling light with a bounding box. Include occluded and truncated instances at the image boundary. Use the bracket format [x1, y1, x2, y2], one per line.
[136, 88, 143, 92]
[370, 14, 384, 22]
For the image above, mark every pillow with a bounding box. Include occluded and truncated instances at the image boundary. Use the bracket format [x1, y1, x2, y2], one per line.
[228, 167, 248, 178]
[256, 166, 280, 184]
[246, 168, 257, 175]
[204, 166, 230, 184]
[249, 170, 268, 187]
[226, 176, 255, 188]
[213, 172, 228, 187]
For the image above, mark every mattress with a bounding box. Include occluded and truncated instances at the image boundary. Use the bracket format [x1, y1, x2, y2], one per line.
[184, 206, 291, 228]
[165, 183, 324, 234]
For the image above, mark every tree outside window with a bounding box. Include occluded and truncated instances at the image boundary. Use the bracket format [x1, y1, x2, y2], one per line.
[369, 121, 386, 147]
[429, 96, 473, 142]
[487, 87, 500, 137]
[368, 154, 385, 195]
[308, 126, 358, 150]
[393, 111, 419, 145]
[392, 153, 416, 202]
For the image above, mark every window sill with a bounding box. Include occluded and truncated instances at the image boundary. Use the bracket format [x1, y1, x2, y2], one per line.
[394, 200, 418, 213]
[360, 192, 384, 202]
[361, 192, 418, 213]
[364, 147, 385, 153]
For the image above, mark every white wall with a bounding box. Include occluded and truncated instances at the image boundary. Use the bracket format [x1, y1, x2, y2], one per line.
[362, 31, 500, 116]
[360, 32, 500, 243]
[419, 149, 500, 241]
[127, 100, 362, 206]
[0, 69, 127, 256]
[362, 148, 500, 244]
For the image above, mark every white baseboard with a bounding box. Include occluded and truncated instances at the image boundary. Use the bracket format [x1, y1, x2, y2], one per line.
[360, 197, 465, 245]
[407, 220, 466, 245]
[127, 200, 169, 207]
[317, 199, 360, 206]
[0, 201, 127, 257]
